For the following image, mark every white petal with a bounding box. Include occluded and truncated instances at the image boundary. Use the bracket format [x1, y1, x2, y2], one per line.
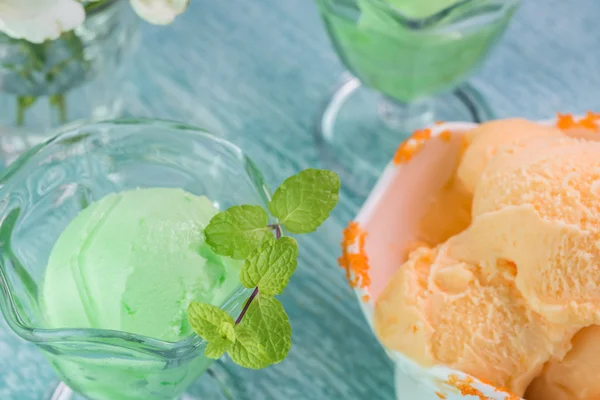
[0, 0, 85, 43]
[130, 0, 189, 25]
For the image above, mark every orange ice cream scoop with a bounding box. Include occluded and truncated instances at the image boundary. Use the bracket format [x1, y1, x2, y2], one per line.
[374, 242, 574, 396]
[456, 119, 563, 194]
[417, 166, 472, 248]
[526, 325, 600, 400]
[469, 136, 600, 325]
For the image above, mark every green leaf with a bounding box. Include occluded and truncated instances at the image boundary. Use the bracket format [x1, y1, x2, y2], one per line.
[188, 302, 236, 343]
[188, 302, 237, 359]
[205, 321, 237, 359]
[219, 320, 237, 343]
[228, 324, 271, 369]
[236, 294, 292, 365]
[240, 237, 298, 295]
[268, 169, 340, 234]
[205, 337, 233, 359]
[204, 205, 274, 260]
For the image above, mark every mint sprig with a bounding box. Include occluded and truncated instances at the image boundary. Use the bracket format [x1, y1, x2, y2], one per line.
[188, 168, 340, 369]
[204, 205, 274, 260]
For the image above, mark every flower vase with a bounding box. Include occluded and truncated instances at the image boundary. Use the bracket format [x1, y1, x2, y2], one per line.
[0, 0, 139, 165]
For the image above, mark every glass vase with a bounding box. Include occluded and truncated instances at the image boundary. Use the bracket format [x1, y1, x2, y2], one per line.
[0, 119, 272, 400]
[0, 0, 139, 165]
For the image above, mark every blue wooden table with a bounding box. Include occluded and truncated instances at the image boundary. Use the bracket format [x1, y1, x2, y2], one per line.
[1, 0, 600, 398]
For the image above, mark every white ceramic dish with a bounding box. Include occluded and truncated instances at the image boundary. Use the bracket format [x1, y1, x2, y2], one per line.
[350, 118, 570, 400]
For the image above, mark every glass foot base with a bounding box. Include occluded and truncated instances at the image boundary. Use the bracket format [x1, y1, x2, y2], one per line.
[47, 362, 237, 400]
[314, 76, 494, 198]
[48, 383, 219, 400]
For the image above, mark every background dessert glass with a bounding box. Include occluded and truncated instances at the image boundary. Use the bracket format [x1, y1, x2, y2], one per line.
[314, 0, 520, 196]
[0, 120, 270, 400]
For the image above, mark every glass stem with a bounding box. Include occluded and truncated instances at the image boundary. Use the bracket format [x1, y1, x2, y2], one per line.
[377, 96, 435, 133]
[50, 94, 68, 124]
[48, 382, 73, 400]
[15, 96, 37, 126]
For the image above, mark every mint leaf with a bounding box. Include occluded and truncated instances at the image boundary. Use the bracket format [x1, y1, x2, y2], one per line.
[205, 205, 274, 260]
[238, 294, 292, 365]
[268, 169, 340, 234]
[188, 302, 235, 342]
[240, 237, 298, 295]
[206, 338, 233, 359]
[188, 302, 237, 359]
[205, 321, 236, 359]
[229, 324, 271, 369]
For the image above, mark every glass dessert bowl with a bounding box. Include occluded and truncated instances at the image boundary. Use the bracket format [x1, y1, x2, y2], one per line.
[341, 114, 600, 399]
[0, 119, 270, 400]
[314, 0, 520, 196]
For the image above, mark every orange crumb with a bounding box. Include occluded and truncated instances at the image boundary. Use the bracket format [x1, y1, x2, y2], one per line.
[439, 130, 452, 142]
[338, 222, 371, 298]
[412, 325, 418, 333]
[362, 294, 370, 302]
[435, 392, 447, 399]
[477, 376, 517, 397]
[556, 111, 600, 131]
[434, 121, 445, 125]
[445, 375, 519, 400]
[412, 128, 431, 141]
[476, 376, 496, 387]
[446, 375, 489, 400]
[393, 128, 432, 165]
[556, 113, 577, 130]
[358, 231, 366, 253]
[490, 383, 520, 400]
[580, 117, 599, 130]
[586, 110, 600, 120]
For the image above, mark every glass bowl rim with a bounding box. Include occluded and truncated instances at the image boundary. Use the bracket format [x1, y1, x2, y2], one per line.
[352, 0, 521, 29]
[0, 118, 264, 359]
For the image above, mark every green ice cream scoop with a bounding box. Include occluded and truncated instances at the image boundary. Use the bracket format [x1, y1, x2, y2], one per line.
[41, 187, 242, 342]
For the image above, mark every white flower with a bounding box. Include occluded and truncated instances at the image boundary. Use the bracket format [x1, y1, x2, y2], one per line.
[0, 0, 85, 43]
[0, 0, 189, 44]
[129, 0, 189, 25]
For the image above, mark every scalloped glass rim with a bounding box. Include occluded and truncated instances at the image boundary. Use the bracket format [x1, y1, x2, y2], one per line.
[0, 118, 264, 359]
[362, 0, 521, 29]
